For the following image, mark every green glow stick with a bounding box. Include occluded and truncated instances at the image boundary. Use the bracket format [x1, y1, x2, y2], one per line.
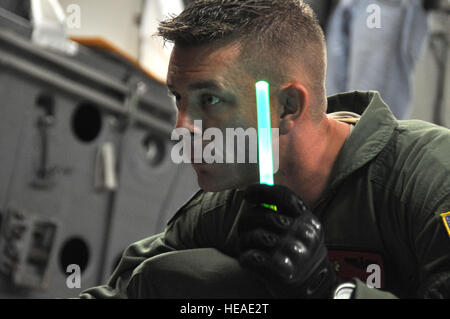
[255, 80, 275, 186]
[255, 81, 277, 212]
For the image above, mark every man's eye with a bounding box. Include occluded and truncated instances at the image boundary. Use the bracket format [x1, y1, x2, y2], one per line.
[201, 95, 221, 107]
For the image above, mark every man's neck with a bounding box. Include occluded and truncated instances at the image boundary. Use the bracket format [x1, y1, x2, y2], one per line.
[278, 117, 351, 208]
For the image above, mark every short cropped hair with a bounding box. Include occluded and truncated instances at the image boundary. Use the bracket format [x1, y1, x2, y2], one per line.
[158, 0, 327, 118]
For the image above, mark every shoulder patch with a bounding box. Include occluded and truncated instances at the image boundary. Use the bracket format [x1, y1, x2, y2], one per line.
[441, 212, 450, 236]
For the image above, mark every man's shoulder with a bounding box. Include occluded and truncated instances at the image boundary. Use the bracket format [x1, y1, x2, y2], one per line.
[385, 120, 450, 212]
[397, 119, 450, 135]
[395, 119, 450, 159]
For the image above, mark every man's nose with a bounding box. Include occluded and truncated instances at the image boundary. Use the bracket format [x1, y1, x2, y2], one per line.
[174, 109, 198, 135]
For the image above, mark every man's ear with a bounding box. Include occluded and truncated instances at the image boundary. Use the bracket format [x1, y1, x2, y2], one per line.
[278, 83, 308, 135]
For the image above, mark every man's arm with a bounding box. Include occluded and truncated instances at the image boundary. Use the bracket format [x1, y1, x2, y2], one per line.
[414, 198, 450, 298]
[79, 233, 174, 299]
[78, 190, 208, 298]
[335, 199, 450, 299]
[357, 123, 450, 299]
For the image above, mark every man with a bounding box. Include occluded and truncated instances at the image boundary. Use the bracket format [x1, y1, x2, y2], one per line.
[80, 0, 450, 299]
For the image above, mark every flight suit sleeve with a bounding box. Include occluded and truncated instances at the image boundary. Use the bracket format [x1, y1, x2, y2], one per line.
[352, 195, 450, 299]
[78, 233, 175, 299]
[163, 190, 241, 255]
[414, 197, 450, 298]
[78, 190, 207, 299]
[369, 124, 450, 299]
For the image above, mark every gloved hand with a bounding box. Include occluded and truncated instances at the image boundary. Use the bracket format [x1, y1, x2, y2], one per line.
[237, 183, 338, 299]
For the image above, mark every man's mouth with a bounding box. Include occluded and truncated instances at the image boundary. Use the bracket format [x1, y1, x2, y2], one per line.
[190, 143, 224, 164]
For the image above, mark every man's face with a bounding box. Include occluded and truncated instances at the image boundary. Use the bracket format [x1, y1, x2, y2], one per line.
[167, 41, 262, 191]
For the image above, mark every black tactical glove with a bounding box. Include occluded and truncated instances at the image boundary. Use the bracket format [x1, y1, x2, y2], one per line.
[237, 183, 338, 299]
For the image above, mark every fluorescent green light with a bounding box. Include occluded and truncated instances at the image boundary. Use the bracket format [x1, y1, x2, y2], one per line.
[255, 80, 274, 186]
[262, 203, 278, 211]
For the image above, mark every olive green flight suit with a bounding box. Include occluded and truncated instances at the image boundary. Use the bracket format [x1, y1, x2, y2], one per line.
[80, 91, 450, 299]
